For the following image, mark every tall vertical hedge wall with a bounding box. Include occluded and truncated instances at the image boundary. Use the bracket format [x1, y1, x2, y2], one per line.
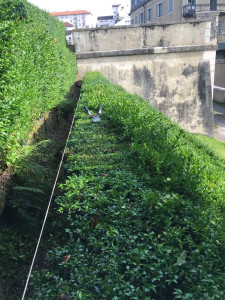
[0, 0, 77, 166]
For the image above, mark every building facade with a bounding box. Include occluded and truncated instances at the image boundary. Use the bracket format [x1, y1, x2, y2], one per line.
[97, 2, 131, 27]
[130, 0, 225, 25]
[97, 16, 115, 27]
[115, 16, 131, 25]
[64, 22, 75, 45]
[97, 4, 123, 27]
[50, 10, 93, 29]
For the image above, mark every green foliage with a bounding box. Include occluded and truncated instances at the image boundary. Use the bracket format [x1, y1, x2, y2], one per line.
[29, 72, 225, 299]
[8, 186, 44, 222]
[0, 227, 34, 298]
[0, 0, 77, 167]
[1, 120, 76, 297]
[8, 140, 57, 223]
[194, 133, 225, 162]
[80, 73, 225, 206]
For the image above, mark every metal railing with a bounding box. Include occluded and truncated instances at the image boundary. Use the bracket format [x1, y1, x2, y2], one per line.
[183, 4, 225, 17]
[195, 4, 225, 12]
[183, 5, 196, 16]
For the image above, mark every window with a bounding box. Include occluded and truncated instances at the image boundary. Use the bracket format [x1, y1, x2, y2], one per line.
[169, 0, 173, 13]
[135, 15, 138, 24]
[147, 8, 152, 22]
[131, 19, 134, 25]
[210, 0, 217, 11]
[156, 2, 164, 18]
[139, 12, 144, 24]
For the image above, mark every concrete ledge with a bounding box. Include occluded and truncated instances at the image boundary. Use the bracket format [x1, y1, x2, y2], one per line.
[73, 20, 212, 32]
[214, 86, 225, 103]
[76, 44, 217, 59]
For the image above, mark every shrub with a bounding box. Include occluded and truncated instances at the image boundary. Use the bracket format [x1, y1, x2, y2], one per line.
[30, 72, 225, 299]
[0, 0, 77, 167]
[81, 73, 225, 206]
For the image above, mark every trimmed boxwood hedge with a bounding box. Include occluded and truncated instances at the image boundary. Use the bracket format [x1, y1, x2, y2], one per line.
[0, 0, 77, 167]
[29, 72, 225, 299]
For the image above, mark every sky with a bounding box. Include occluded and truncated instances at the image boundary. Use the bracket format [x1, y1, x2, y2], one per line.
[27, 0, 124, 17]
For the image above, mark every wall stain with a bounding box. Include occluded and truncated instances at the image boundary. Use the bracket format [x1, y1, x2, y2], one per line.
[156, 100, 195, 125]
[158, 38, 164, 47]
[198, 61, 211, 104]
[159, 84, 169, 98]
[88, 31, 99, 50]
[143, 27, 147, 48]
[182, 64, 197, 78]
[133, 65, 155, 100]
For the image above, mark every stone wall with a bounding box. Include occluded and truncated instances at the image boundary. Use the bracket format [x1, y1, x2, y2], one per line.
[73, 21, 217, 53]
[74, 21, 217, 136]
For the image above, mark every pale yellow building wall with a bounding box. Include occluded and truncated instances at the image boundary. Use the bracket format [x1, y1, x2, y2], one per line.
[131, 0, 183, 24]
[130, 0, 225, 25]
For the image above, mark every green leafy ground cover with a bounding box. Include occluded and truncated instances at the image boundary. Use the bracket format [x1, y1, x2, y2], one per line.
[30, 72, 225, 299]
[194, 134, 225, 162]
[0, 0, 77, 166]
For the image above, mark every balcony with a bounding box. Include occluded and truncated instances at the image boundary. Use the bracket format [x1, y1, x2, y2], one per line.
[183, 5, 196, 17]
[183, 4, 225, 17]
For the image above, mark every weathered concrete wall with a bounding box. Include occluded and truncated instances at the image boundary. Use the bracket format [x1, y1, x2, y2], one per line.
[74, 21, 217, 53]
[77, 51, 214, 135]
[74, 21, 217, 136]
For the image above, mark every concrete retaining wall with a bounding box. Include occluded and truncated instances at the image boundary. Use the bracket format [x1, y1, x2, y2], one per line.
[73, 21, 217, 136]
[73, 21, 217, 52]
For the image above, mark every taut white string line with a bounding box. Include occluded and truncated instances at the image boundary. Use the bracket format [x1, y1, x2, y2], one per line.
[22, 96, 80, 300]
